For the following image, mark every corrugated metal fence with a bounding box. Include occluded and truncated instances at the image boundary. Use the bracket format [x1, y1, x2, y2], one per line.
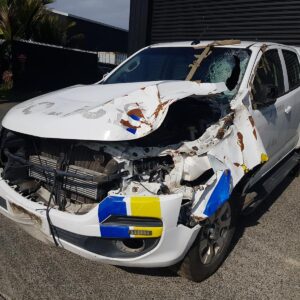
[129, 0, 300, 53]
[150, 0, 300, 45]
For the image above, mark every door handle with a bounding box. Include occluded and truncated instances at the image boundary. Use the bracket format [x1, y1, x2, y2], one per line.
[285, 106, 292, 114]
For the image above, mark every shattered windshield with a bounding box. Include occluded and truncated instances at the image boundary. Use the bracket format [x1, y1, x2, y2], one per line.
[104, 47, 251, 97]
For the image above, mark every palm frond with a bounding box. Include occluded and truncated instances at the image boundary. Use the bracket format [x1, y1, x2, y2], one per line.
[0, 0, 84, 51]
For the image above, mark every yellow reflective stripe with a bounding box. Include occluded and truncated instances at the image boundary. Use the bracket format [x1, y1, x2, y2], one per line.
[130, 226, 163, 238]
[130, 196, 161, 219]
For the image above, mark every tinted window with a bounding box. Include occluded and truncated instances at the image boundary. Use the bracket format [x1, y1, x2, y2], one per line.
[282, 50, 300, 90]
[252, 50, 284, 104]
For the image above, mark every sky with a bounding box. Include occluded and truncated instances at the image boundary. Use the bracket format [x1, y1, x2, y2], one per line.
[48, 0, 130, 30]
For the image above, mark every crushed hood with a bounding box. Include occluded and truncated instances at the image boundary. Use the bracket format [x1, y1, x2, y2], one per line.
[2, 81, 227, 141]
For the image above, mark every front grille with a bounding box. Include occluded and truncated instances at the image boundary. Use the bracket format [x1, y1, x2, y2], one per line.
[29, 155, 99, 200]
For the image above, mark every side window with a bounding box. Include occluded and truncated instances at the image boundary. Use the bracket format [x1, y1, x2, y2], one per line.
[282, 50, 300, 90]
[252, 50, 285, 106]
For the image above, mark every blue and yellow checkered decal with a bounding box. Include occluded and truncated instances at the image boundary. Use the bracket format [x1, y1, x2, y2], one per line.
[98, 195, 163, 239]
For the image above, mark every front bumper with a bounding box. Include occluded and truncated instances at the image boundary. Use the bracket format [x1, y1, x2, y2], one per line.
[0, 177, 200, 267]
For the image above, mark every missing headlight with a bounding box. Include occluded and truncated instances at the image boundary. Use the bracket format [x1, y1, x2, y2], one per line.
[132, 155, 174, 183]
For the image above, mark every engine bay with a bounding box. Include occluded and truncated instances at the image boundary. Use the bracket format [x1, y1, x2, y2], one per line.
[0, 94, 227, 219]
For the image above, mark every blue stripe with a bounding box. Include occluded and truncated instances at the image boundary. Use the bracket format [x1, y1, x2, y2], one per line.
[100, 225, 130, 239]
[126, 128, 137, 134]
[129, 114, 140, 121]
[98, 195, 126, 222]
[98, 195, 129, 238]
[204, 170, 231, 217]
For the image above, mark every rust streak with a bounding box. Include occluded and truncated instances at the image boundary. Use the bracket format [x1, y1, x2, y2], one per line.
[249, 116, 255, 127]
[253, 129, 257, 140]
[233, 163, 240, 167]
[223, 113, 234, 127]
[153, 101, 168, 118]
[140, 119, 153, 129]
[237, 132, 245, 151]
[120, 119, 140, 129]
[216, 128, 225, 139]
[157, 88, 161, 99]
[127, 108, 145, 119]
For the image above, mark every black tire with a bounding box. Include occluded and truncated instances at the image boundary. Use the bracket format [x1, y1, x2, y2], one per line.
[177, 198, 237, 282]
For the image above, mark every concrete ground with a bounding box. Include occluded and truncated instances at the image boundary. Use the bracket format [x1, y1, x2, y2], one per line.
[0, 102, 299, 300]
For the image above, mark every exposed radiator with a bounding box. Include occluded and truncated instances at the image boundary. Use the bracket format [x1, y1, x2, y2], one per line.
[29, 155, 100, 200]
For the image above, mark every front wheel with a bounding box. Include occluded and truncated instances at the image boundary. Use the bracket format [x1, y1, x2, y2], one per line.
[178, 199, 237, 282]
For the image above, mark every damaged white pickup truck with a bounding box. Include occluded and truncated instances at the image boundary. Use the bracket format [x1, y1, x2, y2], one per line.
[0, 40, 300, 282]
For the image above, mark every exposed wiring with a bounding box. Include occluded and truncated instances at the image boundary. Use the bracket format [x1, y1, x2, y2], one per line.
[32, 139, 59, 246]
[32, 140, 51, 187]
[46, 173, 59, 247]
[132, 180, 157, 195]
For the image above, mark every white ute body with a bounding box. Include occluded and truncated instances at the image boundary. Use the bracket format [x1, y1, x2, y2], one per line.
[0, 41, 299, 269]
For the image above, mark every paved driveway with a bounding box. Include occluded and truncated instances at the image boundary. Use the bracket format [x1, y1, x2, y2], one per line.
[0, 102, 299, 300]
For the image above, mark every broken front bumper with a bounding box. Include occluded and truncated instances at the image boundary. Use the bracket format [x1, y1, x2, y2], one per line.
[0, 177, 200, 268]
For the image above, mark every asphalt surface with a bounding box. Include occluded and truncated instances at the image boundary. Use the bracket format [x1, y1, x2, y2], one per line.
[0, 102, 299, 300]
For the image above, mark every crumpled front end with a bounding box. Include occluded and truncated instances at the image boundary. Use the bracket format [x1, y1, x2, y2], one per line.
[0, 88, 267, 267]
[0, 129, 203, 266]
[0, 47, 269, 268]
[0, 174, 199, 267]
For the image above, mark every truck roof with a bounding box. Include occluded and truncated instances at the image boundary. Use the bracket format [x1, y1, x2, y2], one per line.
[150, 40, 297, 49]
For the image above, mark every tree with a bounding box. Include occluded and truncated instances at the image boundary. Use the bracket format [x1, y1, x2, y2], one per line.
[32, 13, 82, 46]
[0, 0, 56, 42]
[0, 0, 81, 87]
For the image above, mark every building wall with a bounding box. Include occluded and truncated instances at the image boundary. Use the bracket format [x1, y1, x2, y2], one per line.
[129, 0, 300, 53]
[53, 12, 128, 53]
[67, 14, 128, 53]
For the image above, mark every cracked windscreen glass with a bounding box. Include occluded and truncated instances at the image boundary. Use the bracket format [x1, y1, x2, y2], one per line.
[103, 47, 251, 98]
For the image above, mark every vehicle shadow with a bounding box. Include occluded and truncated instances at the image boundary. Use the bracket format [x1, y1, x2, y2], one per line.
[118, 173, 296, 278]
[118, 265, 177, 277]
[229, 173, 296, 254]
